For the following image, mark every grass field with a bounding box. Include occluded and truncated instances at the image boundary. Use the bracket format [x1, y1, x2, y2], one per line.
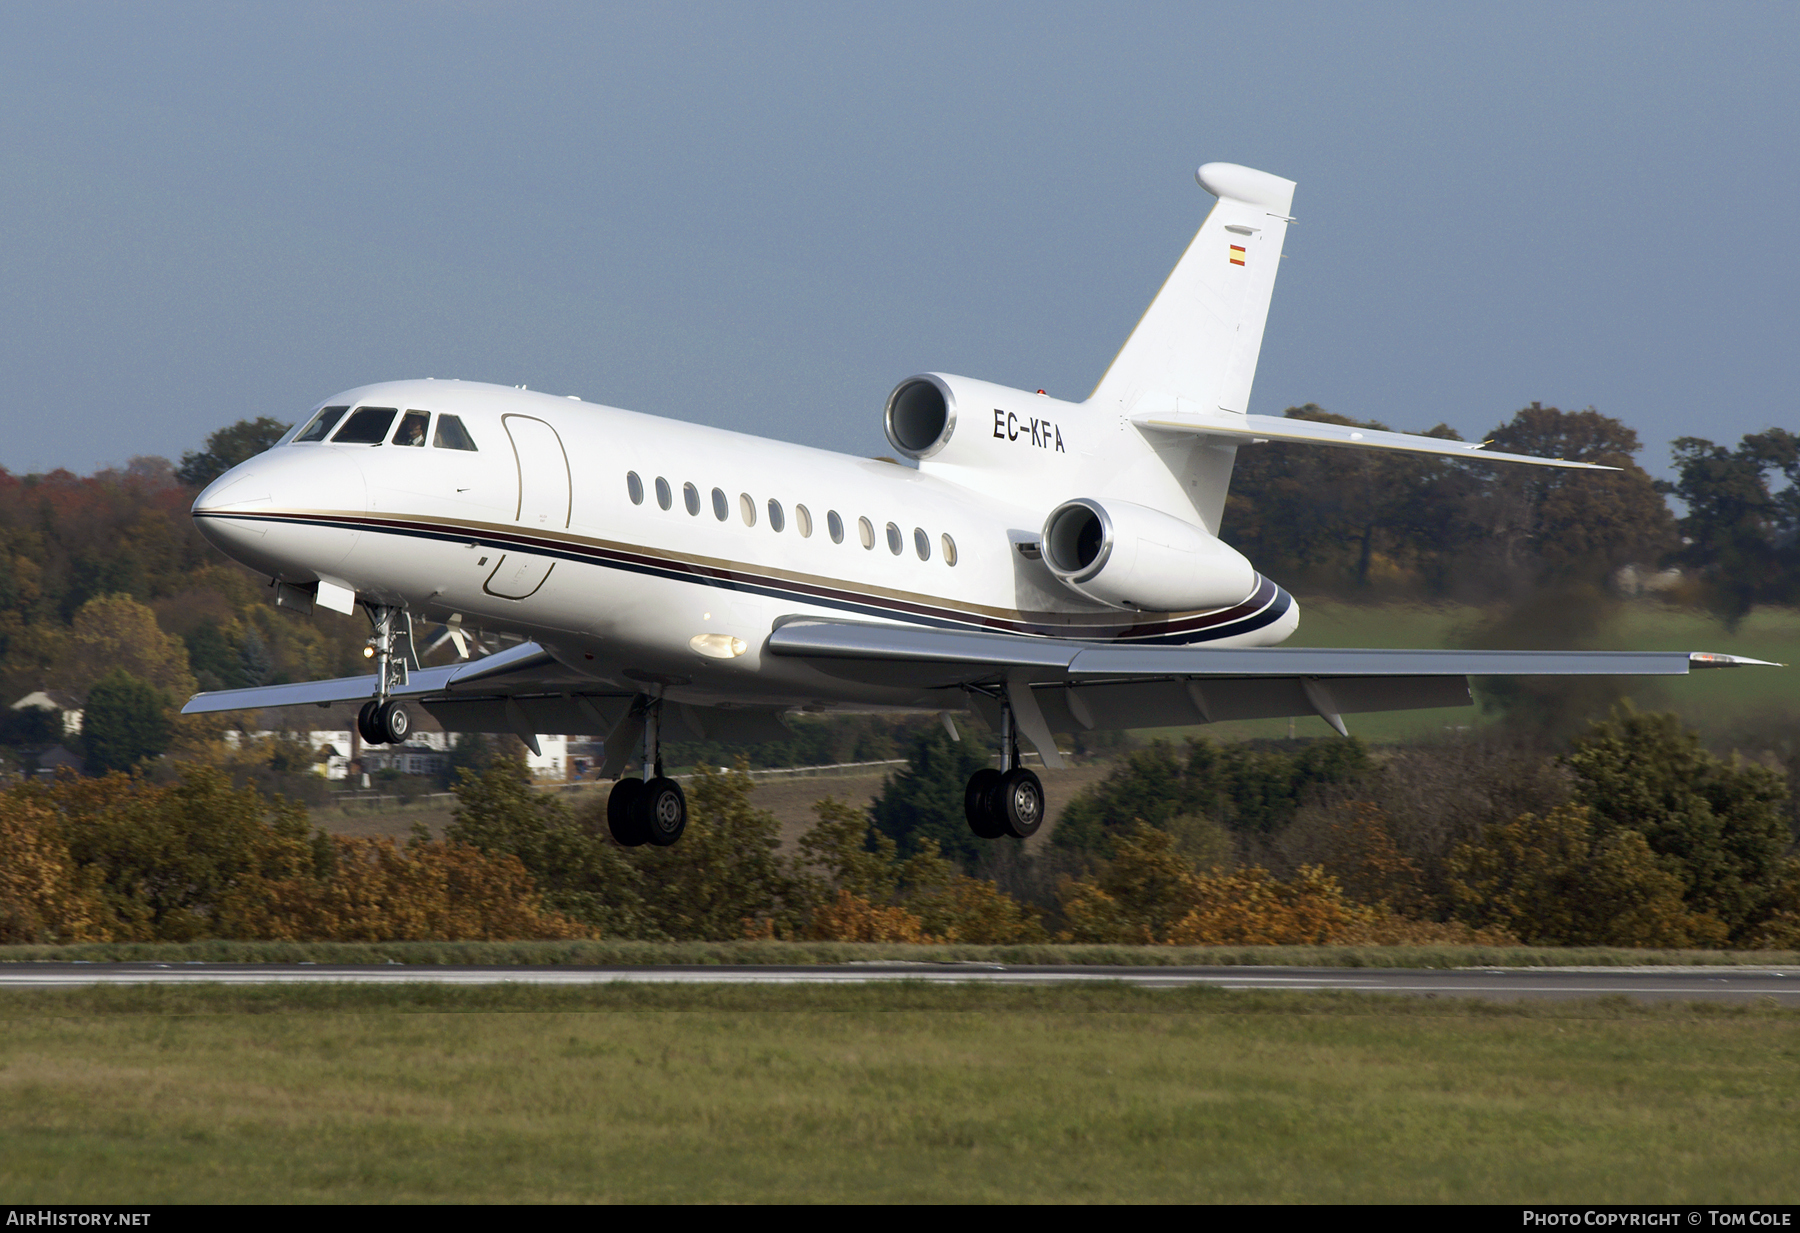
[1, 983, 1796, 1204]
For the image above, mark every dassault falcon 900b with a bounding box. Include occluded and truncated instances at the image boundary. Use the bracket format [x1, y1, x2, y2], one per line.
[184, 161, 1774, 848]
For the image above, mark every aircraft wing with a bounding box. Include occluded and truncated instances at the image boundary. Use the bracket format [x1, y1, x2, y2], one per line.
[180, 639, 793, 759]
[766, 617, 1777, 764]
[180, 641, 565, 715]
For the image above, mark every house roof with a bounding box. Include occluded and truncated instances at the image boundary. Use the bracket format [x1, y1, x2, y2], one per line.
[12, 690, 82, 712]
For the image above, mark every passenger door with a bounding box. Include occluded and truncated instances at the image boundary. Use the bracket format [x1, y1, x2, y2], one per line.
[484, 415, 571, 600]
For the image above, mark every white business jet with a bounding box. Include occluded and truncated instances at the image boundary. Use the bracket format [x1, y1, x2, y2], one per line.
[183, 161, 1773, 848]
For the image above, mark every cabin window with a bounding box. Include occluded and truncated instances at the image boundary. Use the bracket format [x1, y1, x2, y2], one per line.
[885, 522, 903, 555]
[684, 482, 701, 516]
[795, 505, 813, 538]
[626, 472, 644, 505]
[333, 407, 398, 444]
[393, 410, 430, 448]
[711, 487, 729, 521]
[296, 406, 349, 443]
[740, 493, 757, 526]
[914, 528, 930, 561]
[827, 511, 844, 544]
[768, 499, 785, 533]
[433, 415, 478, 451]
[942, 534, 958, 566]
[858, 517, 875, 550]
[655, 477, 672, 510]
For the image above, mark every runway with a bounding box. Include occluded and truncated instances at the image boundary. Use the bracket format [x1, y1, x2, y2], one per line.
[0, 963, 1795, 1003]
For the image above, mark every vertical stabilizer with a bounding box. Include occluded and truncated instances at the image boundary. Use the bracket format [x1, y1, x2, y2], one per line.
[1087, 163, 1295, 535]
[1089, 163, 1295, 418]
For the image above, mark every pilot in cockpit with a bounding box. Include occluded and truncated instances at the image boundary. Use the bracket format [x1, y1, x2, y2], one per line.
[395, 410, 429, 448]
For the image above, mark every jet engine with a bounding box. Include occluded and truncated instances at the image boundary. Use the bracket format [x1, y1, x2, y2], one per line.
[883, 375, 957, 459]
[1041, 498, 1257, 612]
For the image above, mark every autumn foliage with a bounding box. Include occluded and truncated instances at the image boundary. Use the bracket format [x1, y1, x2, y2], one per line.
[1, 700, 1795, 950]
[0, 767, 588, 943]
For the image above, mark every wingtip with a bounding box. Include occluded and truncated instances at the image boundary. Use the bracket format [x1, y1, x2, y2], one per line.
[1689, 652, 1785, 669]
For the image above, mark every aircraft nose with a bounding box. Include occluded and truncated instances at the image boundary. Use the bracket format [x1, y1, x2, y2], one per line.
[192, 464, 275, 556]
[192, 450, 367, 574]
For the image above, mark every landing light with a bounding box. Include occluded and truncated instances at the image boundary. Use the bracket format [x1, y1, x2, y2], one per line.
[689, 633, 747, 659]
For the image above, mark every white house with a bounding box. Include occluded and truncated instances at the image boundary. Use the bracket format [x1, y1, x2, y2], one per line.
[10, 690, 84, 736]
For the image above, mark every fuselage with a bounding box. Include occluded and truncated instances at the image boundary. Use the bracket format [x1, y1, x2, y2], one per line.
[192, 379, 1298, 713]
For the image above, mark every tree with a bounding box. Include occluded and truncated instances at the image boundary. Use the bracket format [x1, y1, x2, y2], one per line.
[1564, 706, 1790, 940]
[176, 417, 292, 489]
[0, 786, 111, 942]
[869, 725, 1000, 867]
[1472, 404, 1677, 590]
[796, 795, 900, 905]
[57, 593, 196, 698]
[629, 764, 803, 940]
[1223, 405, 1473, 592]
[51, 765, 312, 940]
[238, 625, 275, 687]
[1447, 804, 1711, 947]
[1661, 429, 1800, 628]
[82, 669, 172, 775]
[1051, 736, 1372, 853]
[446, 756, 646, 937]
[1055, 823, 1374, 945]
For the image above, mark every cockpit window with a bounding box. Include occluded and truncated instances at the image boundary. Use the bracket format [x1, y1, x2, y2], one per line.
[332, 407, 398, 444]
[393, 410, 430, 448]
[295, 406, 349, 443]
[432, 414, 478, 451]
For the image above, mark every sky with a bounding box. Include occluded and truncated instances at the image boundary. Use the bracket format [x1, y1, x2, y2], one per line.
[1, 1, 1794, 479]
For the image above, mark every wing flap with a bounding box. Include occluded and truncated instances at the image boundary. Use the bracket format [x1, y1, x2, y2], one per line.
[1067, 645, 1701, 678]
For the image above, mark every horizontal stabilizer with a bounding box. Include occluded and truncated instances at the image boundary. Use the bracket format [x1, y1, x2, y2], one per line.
[1136, 411, 1619, 471]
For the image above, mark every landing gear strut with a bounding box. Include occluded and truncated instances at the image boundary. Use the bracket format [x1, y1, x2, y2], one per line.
[607, 693, 687, 847]
[356, 604, 415, 746]
[963, 689, 1044, 840]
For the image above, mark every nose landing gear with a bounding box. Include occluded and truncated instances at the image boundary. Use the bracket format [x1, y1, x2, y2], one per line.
[355, 603, 416, 747]
[963, 689, 1044, 840]
[607, 693, 687, 847]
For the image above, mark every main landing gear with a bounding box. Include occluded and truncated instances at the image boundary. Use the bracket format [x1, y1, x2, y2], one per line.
[607, 695, 688, 848]
[355, 603, 415, 747]
[356, 697, 411, 746]
[964, 691, 1044, 840]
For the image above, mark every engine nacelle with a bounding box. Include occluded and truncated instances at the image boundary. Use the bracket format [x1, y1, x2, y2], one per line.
[883, 373, 1083, 464]
[1041, 498, 1256, 612]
